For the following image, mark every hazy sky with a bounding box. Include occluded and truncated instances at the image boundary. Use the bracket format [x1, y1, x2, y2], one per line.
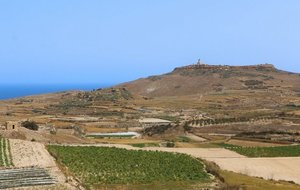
[0, 0, 299, 85]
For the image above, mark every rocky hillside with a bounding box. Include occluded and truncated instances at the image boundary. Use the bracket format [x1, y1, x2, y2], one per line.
[118, 64, 300, 97]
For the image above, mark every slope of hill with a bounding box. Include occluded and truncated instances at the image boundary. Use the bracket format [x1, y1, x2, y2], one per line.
[118, 64, 300, 97]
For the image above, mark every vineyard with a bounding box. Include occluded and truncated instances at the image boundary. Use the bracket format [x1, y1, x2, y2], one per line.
[48, 146, 210, 189]
[0, 138, 13, 167]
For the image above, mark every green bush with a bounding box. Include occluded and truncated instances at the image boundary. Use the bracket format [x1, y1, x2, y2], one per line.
[22, 121, 39, 131]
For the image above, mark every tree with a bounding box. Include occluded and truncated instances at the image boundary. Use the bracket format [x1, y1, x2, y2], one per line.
[183, 122, 191, 132]
[22, 121, 39, 131]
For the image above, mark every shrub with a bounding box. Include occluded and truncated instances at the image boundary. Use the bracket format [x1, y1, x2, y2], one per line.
[22, 121, 39, 131]
[183, 123, 191, 132]
[166, 141, 175, 147]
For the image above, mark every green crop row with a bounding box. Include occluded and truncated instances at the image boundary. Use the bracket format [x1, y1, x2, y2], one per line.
[0, 138, 13, 167]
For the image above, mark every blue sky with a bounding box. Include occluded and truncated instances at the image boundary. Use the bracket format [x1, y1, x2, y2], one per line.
[0, 0, 299, 85]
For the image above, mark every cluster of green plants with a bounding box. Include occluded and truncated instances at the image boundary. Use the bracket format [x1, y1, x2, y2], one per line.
[218, 143, 300, 157]
[0, 138, 13, 167]
[47, 146, 210, 189]
[76, 88, 132, 102]
[189, 117, 248, 126]
[142, 124, 173, 136]
[55, 100, 92, 110]
[177, 136, 191, 143]
[222, 70, 263, 79]
[130, 143, 160, 148]
[214, 143, 239, 148]
[21, 121, 39, 131]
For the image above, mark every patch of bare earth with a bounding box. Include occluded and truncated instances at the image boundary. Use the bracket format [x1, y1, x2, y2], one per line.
[9, 139, 73, 190]
[213, 157, 300, 185]
[185, 133, 207, 142]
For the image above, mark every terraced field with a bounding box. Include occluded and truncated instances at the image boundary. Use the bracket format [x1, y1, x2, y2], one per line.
[0, 138, 13, 167]
[0, 167, 56, 189]
[48, 145, 211, 189]
[0, 139, 70, 190]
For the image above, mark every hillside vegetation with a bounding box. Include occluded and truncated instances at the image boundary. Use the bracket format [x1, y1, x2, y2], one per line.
[119, 64, 300, 97]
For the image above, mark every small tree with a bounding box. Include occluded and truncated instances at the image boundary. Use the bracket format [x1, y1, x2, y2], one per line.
[22, 121, 39, 131]
[166, 141, 175, 148]
[183, 122, 191, 132]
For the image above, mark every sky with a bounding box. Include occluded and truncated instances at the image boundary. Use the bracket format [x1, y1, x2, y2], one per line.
[0, 0, 299, 85]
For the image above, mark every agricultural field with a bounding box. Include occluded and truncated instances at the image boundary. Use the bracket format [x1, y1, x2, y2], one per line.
[0, 167, 56, 189]
[205, 161, 300, 190]
[220, 143, 300, 157]
[47, 145, 211, 189]
[220, 169, 300, 190]
[0, 137, 13, 167]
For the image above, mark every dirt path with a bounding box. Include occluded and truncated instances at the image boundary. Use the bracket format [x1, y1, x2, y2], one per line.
[62, 143, 300, 185]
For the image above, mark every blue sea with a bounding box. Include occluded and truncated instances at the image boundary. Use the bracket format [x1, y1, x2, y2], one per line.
[0, 84, 110, 100]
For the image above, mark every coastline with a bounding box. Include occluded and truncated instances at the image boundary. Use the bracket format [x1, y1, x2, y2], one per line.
[0, 84, 108, 100]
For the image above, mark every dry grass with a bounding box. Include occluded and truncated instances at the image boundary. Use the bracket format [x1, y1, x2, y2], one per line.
[220, 170, 300, 190]
[291, 110, 300, 116]
[204, 160, 300, 190]
[227, 139, 287, 147]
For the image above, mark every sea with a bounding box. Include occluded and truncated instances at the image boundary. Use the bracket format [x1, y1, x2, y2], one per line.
[0, 84, 110, 100]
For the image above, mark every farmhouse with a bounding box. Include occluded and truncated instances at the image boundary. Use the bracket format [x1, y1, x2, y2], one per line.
[138, 118, 171, 128]
[5, 121, 20, 130]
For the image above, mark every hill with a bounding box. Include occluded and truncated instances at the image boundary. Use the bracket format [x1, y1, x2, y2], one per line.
[118, 63, 300, 97]
[1, 62, 300, 141]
